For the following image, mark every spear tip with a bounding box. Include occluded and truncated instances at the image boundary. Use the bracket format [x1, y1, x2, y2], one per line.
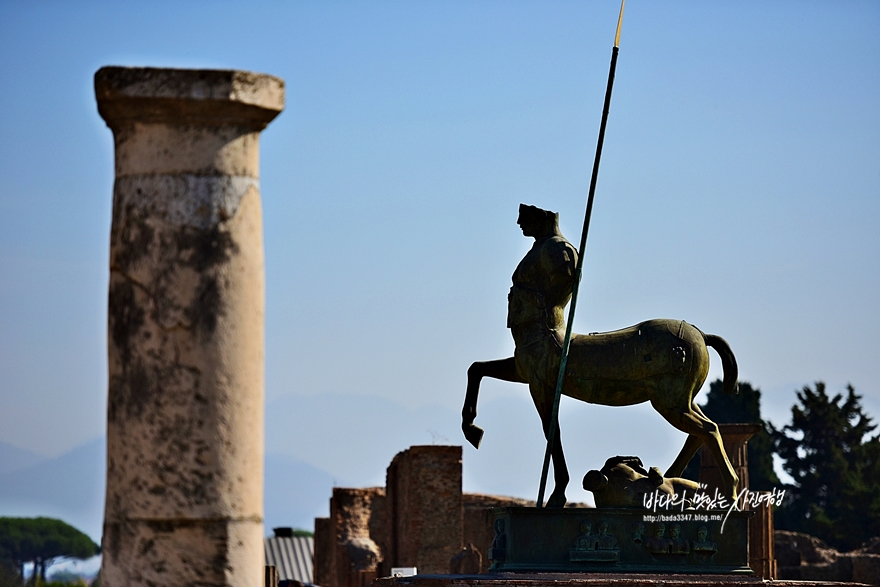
[614, 0, 626, 48]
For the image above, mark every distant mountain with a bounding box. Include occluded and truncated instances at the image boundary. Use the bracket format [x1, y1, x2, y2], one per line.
[0, 437, 105, 541]
[0, 441, 47, 475]
[264, 453, 343, 532]
[0, 435, 341, 541]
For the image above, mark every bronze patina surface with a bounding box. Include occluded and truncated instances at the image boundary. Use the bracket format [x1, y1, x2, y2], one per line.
[462, 204, 742, 505]
[582, 456, 701, 509]
[487, 507, 752, 574]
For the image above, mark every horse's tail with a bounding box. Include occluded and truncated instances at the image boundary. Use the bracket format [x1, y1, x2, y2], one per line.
[703, 333, 739, 395]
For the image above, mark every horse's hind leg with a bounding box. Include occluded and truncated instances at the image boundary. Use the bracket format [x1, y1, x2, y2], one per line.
[654, 402, 739, 500]
[666, 402, 709, 477]
[666, 433, 702, 479]
[462, 357, 524, 448]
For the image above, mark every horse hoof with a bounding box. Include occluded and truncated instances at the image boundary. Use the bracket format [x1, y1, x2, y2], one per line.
[546, 491, 567, 508]
[462, 423, 484, 449]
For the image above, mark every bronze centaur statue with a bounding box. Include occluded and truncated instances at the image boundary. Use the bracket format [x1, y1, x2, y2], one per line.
[461, 204, 740, 507]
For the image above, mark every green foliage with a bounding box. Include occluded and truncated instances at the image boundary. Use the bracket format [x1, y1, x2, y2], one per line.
[682, 379, 780, 490]
[773, 382, 880, 551]
[46, 569, 88, 585]
[290, 529, 314, 538]
[0, 561, 20, 587]
[43, 580, 88, 587]
[0, 518, 98, 584]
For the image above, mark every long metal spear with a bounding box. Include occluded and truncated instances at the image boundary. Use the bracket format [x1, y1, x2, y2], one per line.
[537, 0, 626, 508]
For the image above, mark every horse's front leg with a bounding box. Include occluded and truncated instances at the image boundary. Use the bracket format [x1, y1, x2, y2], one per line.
[545, 423, 570, 508]
[531, 384, 570, 508]
[463, 357, 524, 449]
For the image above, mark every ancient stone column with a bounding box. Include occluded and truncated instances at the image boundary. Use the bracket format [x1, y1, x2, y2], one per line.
[95, 66, 284, 587]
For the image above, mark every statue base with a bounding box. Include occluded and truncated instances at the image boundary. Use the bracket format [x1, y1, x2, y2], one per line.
[486, 507, 752, 574]
[374, 572, 866, 587]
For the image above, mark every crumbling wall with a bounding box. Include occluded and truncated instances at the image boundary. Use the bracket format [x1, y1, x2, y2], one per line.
[312, 446, 601, 585]
[330, 488, 386, 587]
[314, 517, 333, 587]
[386, 446, 462, 574]
[775, 530, 880, 586]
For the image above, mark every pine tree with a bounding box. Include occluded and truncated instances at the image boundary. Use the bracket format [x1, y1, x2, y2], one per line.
[0, 518, 98, 585]
[773, 382, 880, 551]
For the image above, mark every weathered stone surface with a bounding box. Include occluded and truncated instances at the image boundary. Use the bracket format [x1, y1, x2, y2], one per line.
[775, 530, 880, 586]
[314, 517, 334, 587]
[386, 446, 463, 574]
[97, 66, 283, 587]
[96, 67, 284, 128]
[850, 553, 880, 586]
[775, 530, 839, 568]
[101, 518, 262, 586]
[330, 487, 386, 587]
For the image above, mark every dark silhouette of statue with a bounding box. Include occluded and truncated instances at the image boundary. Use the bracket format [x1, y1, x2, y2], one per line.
[462, 204, 741, 506]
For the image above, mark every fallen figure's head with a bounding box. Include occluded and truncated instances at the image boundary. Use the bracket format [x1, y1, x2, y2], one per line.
[582, 455, 700, 509]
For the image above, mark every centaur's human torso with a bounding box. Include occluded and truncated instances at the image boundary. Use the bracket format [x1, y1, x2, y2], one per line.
[507, 234, 706, 407]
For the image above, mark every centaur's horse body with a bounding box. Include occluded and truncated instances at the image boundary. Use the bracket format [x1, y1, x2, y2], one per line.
[462, 205, 740, 507]
[524, 318, 736, 409]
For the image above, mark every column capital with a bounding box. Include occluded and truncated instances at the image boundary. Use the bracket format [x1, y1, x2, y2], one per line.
[95, 66, 284, 131]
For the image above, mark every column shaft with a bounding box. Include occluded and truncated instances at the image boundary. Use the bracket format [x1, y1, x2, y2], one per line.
[96, 66, 284, 587]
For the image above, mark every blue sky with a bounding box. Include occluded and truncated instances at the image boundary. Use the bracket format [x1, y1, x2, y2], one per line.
[1, 0, 878, 512]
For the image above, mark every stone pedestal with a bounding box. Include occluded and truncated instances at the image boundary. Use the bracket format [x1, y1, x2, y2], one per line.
[96, 66, 284, 587]
[486, 508, 751, 575]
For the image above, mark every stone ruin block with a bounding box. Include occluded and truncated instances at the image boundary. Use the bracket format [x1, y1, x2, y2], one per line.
[386, 446, 463, 574]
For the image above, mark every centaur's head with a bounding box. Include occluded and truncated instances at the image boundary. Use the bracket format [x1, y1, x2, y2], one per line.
[517, 204, 560, 238]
